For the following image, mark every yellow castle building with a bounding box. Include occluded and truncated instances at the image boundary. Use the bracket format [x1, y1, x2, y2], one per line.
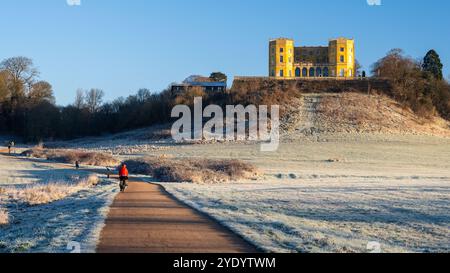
[269, 37, 355, 78]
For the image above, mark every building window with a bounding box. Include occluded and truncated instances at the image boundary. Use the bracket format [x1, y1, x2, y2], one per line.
[271, 70, 275, 77]
[289, 70, 292, 77]
[316, 67, 322, 77]
[309, 68, 315, 77]
[340, 55, 345, 63]
[280, 56, 284, 63]
[302, 68, 308, 77]
[288, 57, 292, 63]
[340, 47, 345, 52]
[280, 48, 284, 53]
[295, 68, 301, 77]
[349, 69, 353, 77]
[280, 70, 284, 77]
[323, 67, 329, 77]
[340, 69, 345, 77]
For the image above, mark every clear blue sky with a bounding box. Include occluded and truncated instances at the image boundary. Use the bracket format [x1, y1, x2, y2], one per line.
[1, 0, 449, 105]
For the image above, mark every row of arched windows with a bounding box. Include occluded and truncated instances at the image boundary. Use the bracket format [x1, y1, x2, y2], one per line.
[295, 67, 330, 77]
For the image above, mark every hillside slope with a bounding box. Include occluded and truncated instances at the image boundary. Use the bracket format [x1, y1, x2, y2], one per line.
[281, 92, 450, 137]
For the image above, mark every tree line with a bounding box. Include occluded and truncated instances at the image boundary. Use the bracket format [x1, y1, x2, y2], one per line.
[0, 56, 177, 141]
[0, 50, 449, 142]
[372, 49, 450, 119]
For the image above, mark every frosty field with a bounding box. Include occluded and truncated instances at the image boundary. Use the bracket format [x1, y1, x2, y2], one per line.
[0, 156, 118, 253]
[155, 134, 450, 253]
[1, 132, 449, 253]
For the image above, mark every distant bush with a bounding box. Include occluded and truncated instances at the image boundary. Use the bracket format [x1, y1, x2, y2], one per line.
[22, 148, 119, 167]
[124, 157, 259, 183]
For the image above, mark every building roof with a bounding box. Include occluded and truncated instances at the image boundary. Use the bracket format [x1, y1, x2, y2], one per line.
[172, 81, 227, 88]
[174, 75, 227, 88]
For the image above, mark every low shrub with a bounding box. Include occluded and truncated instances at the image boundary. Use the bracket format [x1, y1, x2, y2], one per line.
[22, 148, 119, 167]
[124, 157, 259, 183]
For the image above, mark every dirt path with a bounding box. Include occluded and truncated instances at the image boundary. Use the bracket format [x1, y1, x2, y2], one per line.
[96, 180, 258, 253]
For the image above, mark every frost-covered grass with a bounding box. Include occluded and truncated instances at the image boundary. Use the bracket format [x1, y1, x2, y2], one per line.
[0, 208, 8, 226]
[43, 124, 172, 155]
[3, 175, 99, 206]
[162, 176, 450, 253]
[0, 154, 119, 253]
[155, 135, 450, 253]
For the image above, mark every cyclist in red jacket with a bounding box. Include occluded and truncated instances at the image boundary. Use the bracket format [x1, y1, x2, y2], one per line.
[119, 163, 129, 192]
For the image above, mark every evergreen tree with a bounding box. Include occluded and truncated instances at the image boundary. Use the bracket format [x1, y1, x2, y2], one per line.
[209, 72, 227, 82]
[422, 50, 443, 80]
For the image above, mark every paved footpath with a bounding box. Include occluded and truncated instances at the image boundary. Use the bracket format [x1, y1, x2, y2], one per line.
[97, 180, 258, 253]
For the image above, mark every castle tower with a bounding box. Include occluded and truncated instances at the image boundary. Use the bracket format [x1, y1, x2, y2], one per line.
[269, 38, 294, 78]
[328, 38, 355, 78]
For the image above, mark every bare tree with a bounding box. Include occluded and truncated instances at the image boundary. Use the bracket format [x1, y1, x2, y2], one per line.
[0, 70, 9, 103]
[355, 59, 362, 76]
[85, 88, 104, 113]
[29, 81, 55, 104]
[137, 88, 151, 102]
[0, 57, 39, 88]
[74, 89, 85, 109]
[371, 49, 419, 80]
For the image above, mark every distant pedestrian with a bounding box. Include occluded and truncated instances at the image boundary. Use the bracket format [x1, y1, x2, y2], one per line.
[106, 167, 111, 179]
[7, 141, 14, 155]
[75, 161, 80, 170]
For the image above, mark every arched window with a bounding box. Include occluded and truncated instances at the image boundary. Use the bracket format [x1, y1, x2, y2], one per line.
[309, 67, 315, 77]
[302, 68, 308, 77]
[295, 67, 301, 77]
[316, 67, 322, 77]
[323, 67, 329, 77]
